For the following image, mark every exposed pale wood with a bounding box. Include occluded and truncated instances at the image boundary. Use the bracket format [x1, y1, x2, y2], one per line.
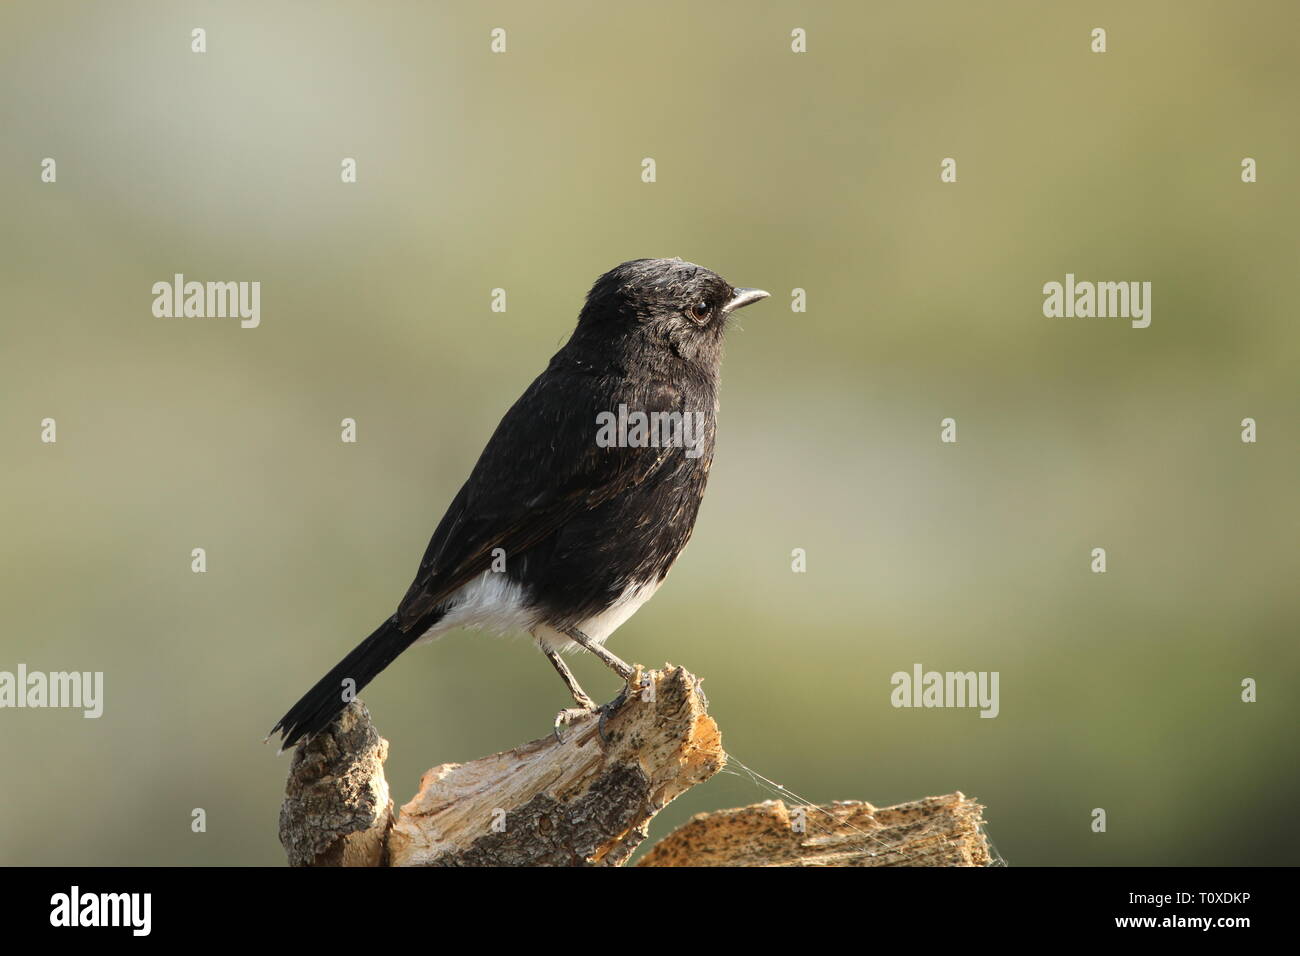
[637, 793, 992, 866]
[390, 664, 721, 865]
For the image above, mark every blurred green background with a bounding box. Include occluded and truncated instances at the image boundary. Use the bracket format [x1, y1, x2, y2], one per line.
[1, 0, 1296, 866]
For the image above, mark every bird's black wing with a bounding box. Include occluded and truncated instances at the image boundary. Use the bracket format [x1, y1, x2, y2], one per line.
[392, 365, 683, 630]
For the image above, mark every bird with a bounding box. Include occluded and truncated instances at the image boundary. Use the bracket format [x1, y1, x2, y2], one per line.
[270, 258, 769, 749]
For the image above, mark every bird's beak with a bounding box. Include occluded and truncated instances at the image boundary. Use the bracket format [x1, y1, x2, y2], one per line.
[723, 288, 770, 313]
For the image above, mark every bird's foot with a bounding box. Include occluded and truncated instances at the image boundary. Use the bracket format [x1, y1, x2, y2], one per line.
[594, 684, 633, 743]
[553, 705, 595, 744]
[552, 677, 640, 745]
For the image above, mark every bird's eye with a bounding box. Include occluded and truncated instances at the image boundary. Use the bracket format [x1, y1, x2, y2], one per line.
[687, 301, 711, 324]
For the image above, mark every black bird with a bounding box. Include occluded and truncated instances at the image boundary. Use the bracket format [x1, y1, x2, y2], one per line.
[271, 258, 768, 749]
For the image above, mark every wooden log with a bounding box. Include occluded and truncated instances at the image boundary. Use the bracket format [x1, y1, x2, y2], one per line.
[277, 699, 393, 867]
[390, 664, 722, 865]
[637, 793, 993, 866]
[278, 664, 724, 866]
[277, 664, 994, 867]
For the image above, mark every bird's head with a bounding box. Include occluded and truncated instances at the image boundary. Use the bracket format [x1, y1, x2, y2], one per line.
[574, 258, 769, 370]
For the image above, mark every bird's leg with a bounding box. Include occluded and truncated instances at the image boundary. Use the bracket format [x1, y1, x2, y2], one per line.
[542, 641, 600, 743]
[561, 627, 639, 743]
[561, 626, 636, 681]
[541, 643, 597, 710]
[544, 630, 637, 744]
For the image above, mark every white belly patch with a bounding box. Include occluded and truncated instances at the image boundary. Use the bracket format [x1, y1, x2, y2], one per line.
[413, 570, 539, 646]
[534, 577, 663, 655]
[413, 572, 663, 652]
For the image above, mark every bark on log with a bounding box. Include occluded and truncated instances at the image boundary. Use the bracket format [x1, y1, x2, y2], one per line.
[277, 699, 393, 867]
[638, 794, 992, 866]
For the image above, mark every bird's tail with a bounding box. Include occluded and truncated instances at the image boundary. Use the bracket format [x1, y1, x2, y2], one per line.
[270, 614, 427, 751]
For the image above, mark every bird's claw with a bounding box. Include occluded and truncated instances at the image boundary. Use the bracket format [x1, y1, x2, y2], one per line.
[552, 680, 636, 745]
[553, 706, 594, 744]
[595, 685, 633, 743]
